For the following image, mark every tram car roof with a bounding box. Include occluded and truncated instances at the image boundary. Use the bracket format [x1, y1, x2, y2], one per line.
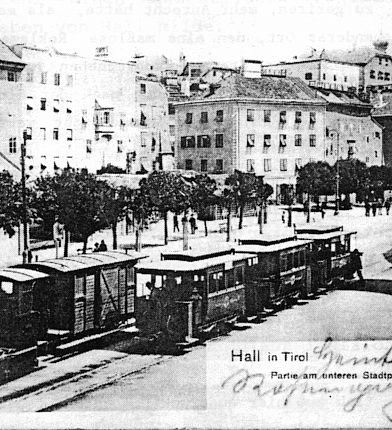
[14, 251, 145, 274]
[136, 252, 255, 274]
[236, 233, 312, 253]
[161, 244, 234, 262]
[0, 268, 50, 282]
[294, 224, 356, 240]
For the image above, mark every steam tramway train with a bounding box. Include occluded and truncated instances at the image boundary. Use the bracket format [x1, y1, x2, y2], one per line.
[0, 225, 358, 382]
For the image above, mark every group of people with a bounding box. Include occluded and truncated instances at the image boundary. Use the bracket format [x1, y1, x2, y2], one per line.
[173, 214, 198, 234]
[93, 240, 108, 252]
[364, 198, 391, 217]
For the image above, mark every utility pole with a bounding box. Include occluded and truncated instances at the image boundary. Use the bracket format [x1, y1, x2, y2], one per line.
[333, 128, 340, 216]
[21, 130, 30, 263]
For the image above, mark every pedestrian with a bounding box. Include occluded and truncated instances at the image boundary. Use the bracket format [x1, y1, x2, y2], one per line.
[365, 200, 370, 217]
[378, 199, 383, 215]
[98, 240, 107, 251]
[281, 211, 286, 224]
[189, 214, 196, 234]
[93, 242, 100, 252]
[173, 214, 179, 233]
[321, 208, 325, 219]
[27, 249, 33, 263]
[350, 249, 363, 281]
[372, 201, 377, 217]
[385, 199, 391, 216]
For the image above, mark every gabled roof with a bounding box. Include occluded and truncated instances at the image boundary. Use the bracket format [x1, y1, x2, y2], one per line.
[315, 88, 372, 108]
[204, 75, 325, 103]
[322, 47, 391, 65]
[0, 40, 25, 66]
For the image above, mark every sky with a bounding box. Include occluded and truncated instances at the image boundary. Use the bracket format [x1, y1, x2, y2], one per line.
[0, 0, 391, 65]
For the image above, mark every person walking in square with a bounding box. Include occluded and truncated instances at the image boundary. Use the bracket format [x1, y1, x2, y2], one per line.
[378, 199, 383, 215]
[385, 199, 391, 216]
[189, 214, 196, 234]
[372, 201, 377, 217]
[365, 200, 370, 217]
[173, 214, 179, 233]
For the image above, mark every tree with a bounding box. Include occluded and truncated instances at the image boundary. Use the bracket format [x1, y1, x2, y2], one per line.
[126, 188, 153, 251]
[334, 159, 368, 207]
[139, 171, 191, 245]
[33, 171, 108, 254]
[100, 184, 129, 249]
[0, 171, 24, 237]
[188, 174, 218, 236]
[297, 162, 334, 222]
[255, 177, 273, 232]
[367, 165, 392, 201]
[97, 164, 126, 174]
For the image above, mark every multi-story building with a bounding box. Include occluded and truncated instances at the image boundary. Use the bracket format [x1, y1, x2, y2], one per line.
[175, 75, 327, 200]
[135, 76, 173, 172]
[0, 41, 26, 178]
[372, 92, 392, 166]
[263, 40, 392, 94]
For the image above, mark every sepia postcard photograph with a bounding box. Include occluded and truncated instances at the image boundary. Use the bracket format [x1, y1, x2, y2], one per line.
[1, 0, 392, 427]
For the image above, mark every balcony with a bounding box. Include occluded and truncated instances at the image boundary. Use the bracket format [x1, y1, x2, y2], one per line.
[94, 123, 114, 134]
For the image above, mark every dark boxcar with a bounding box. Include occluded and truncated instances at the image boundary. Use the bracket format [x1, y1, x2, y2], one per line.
[135, 245, 255, 341]
[0, 268, 50, 349]
[236, 234, 313, 315]
[16, 251, 144, 340]
[295, 224, 357, 290]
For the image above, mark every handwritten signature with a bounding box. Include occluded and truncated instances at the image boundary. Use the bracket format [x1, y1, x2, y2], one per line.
[220, 340, 392, 422]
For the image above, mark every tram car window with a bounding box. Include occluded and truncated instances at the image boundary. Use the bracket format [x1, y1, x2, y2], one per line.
[15, 251, 145, 341]
[295, 224, 357, 290]
[135, 245, 254, 341]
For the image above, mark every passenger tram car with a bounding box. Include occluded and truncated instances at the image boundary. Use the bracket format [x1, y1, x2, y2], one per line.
[135, 245, 256, 342]
[294, 225, 357, 290]
[235, 233, 313, 317]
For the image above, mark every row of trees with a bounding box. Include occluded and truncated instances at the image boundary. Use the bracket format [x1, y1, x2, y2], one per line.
[297, 159, 392, 206]
[0, 169, 273, 254]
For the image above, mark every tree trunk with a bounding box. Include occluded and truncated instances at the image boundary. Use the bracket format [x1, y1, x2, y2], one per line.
[263, 203, 268, 224]
[64, 229, 69, 257]
[238, 203, 244, 229]
[288, 206, 292, 227]
[226, 206, 231, 242]
[112, 223, 117, 250]
[204, 220, 208, 237]
[164, 211, 168, 245]
[82, 237, 88, 254]
[259, 204, 263, 234]
[307, 193, 311, 223]
[135, 218, 142, 252]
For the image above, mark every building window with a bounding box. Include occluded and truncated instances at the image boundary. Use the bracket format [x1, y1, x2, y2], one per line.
[168, 104, 175, 115]
[86, 139, 92, 154]
[309, 134, 316, 147]
[279, 134, 286, 153]
[264, 110, 271, 122]
[247, 134, 255, 147]
[280, 159, 288, 171]
[140, 83, 146, 94]
[247, 109, 255, 121]
[53, 128, 59, 140]
[66, 100, 72, 114]
[190, 69, 201, 78]
[197, 135, 211, 148]
[375, 131, 381, 138]
[263, 134, 271, 153]
[41, 72, 47, 84]
[279, 111, 286, 128]
[26, 71, 34, 82]
[40, 128, 46, 141]
[322, 73, 326, 80]
[295, 158, 302, 170]
[7, 71, 16, 82]
[378, 71, 384, 80]
[215, 134, 223, 148]
[185, 159, 193, 170]
[385, 72, 390, 81]
[370, 70, 375, 79]
[295, 134, 302, 146]
[264, 159, 271, 172]
[40, 98, 46, 111]
[8, 137, 16, 154]
[366, 156, 369, 163]
[333, 75, 337, 81]
[117, 140, 123, 153]
[309, 112, 316, 129]
[295, 111, 302, 126]
[169, 125, 175, 136]
[215, 159, 223, 173]
[305, 72, 312, 80]
[216, 110, 223, 122]
[201, 159, 208, 172]
[53, 99, 59, 113]
[103, 111, 110, 124]
[246, 159, 255, 172]
[200, 112, 208, 123]
[185, 112, 193, 124]
[67, 129, 73, 141]
[26, 127, 32, 139]
[141, 132, 147, 147]
[27, 97, 33, 111]
[180, 136, 196, 148]
[67, 75, 73, 86]
[54, 73, 60, 86]
[375, 151, 378, 158]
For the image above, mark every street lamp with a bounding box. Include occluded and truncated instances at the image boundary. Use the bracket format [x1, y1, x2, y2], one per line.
[329, 127, 340, 216]
[21, 129, 31, 263]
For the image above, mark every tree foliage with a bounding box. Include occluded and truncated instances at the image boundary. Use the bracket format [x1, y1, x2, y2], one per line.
[333, 159, 369, 198]
[0, 171, 24, 237]
[297, 161, 335, 197]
